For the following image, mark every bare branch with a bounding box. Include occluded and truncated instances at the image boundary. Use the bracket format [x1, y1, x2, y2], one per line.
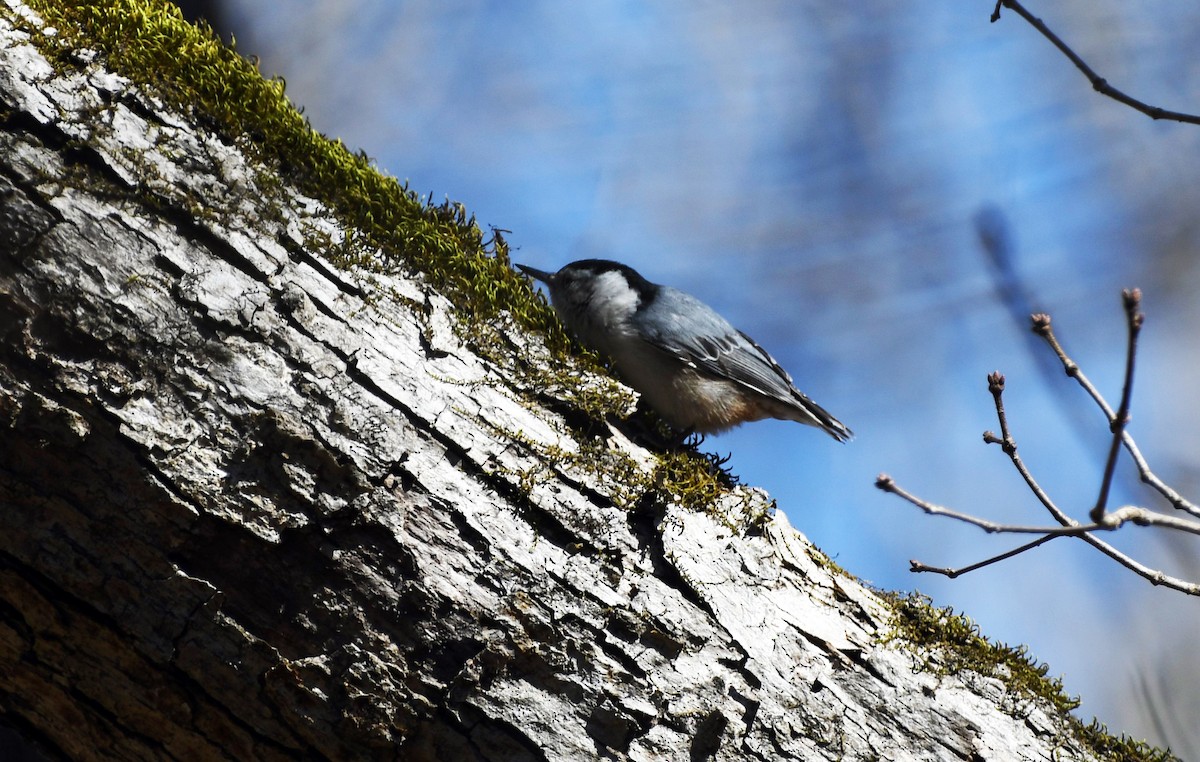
[910, 523, 1200, 596]
[881, 475, 1200, 538]
[910, 535, 1057, 579]
[982, 374, 1072, 525]
[881, 470, 1200, 594]
[878, 291, 1200, 595]
[1123, 438, 1200, 518]
[1073, 535, 1200, 594]
[990, 0, 1200, 125]
[1105, 506, 1200, 536]
[1034, 311, 1200, 518]
[1090, 288, 1143, 522]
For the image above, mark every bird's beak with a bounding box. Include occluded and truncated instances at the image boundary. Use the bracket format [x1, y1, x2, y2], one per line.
[515, 263, 554, 284]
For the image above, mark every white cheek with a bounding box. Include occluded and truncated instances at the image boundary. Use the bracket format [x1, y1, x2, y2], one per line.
[559, 271, 641, 352]
[590, 271, 641, 328]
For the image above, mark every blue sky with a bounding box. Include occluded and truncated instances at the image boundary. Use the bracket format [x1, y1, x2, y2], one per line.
[228, 1, 1200, 751]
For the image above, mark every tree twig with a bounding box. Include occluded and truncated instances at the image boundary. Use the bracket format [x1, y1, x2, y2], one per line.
[981, 373, 1072, 525]
[908, 536, 1200, 594]
[878, 290, 1200, 595]
[990, 0, 1200, 125]
[1089, 289, 1143, 521]
[1033, 312, 1200, 518]
[909, 535, 1056, 579]
[880, 474, 1200, 537]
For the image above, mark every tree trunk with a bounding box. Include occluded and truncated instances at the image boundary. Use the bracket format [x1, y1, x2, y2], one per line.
[0, 3, 1137, 760]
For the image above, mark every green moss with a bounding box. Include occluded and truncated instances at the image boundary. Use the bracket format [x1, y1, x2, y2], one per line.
[881, 591, 1179, 762]
[10, 1, 746, 517]
[17, 0, 565, 347]
[479, 417, 646, 512]
[1076, 720, 1180, 762]
[480, 407, 762, 533]
[805, 545, 855, 580]
[13, 1, 627, 415]
[651, 451, 729, 512]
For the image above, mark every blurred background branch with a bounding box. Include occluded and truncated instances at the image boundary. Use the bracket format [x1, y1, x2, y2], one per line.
[992, 0, 1200, 124]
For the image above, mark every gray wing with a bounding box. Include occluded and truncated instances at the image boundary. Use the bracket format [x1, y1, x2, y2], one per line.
[634, 287, 851, 440]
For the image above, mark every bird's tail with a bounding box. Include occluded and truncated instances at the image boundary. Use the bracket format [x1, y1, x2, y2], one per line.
[789, 392, 853, 442]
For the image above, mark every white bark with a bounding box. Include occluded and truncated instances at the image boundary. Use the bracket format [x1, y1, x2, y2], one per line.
[0, 4, 1114, 760]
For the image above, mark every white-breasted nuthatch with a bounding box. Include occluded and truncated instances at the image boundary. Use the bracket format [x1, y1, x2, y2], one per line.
[517, 259, 852, 441]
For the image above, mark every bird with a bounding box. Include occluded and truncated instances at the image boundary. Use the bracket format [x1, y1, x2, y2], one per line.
[516, 259, 851, 441]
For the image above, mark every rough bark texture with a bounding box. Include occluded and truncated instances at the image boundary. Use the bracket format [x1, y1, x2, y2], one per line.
[0, 4, 1108, 761]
